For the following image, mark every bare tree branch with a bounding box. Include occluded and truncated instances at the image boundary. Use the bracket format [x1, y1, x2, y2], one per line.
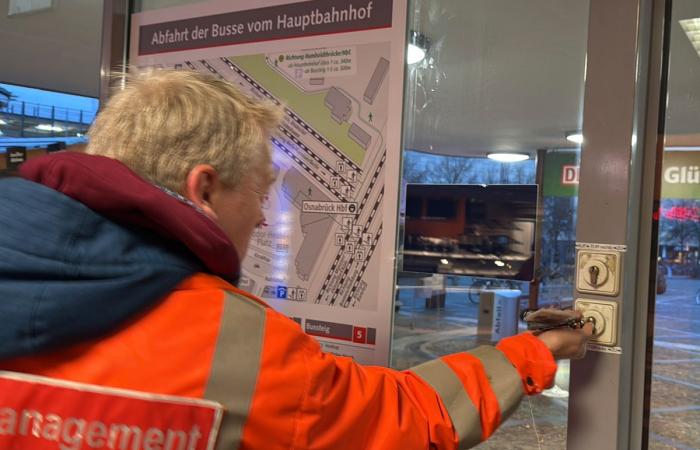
[402, 152, 431, 183]
[431, 156, 475, 184]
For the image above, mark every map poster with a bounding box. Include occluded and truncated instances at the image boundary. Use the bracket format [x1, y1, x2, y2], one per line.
[130, 0, 407, 365]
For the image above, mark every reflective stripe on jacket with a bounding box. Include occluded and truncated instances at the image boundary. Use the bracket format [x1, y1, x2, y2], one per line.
[1, 273, 556, 450]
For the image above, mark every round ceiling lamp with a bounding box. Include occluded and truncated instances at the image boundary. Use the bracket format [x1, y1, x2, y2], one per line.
[487, 152, 529, 163]
[407, 31, 430, 65]
[566, 131, 584, 144]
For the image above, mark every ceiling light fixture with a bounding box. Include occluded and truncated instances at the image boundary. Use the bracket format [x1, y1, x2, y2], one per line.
[680, 18, 700, 59]
[487, 152, 529, 163]
[440, 258, 449, 265]
[0, 119, 6, 125]
[407, 31, 430, 65]
[36, 124, 64, 132]
[566, 131, 584, 144]
[494, 260, 505, 267]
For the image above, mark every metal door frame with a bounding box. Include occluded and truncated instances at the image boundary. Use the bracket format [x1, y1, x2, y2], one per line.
[99, 0, 131, 107]
[568, 0, 671, 449]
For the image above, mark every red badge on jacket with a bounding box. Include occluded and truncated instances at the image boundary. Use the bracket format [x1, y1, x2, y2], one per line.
[0, 371, 223, 450]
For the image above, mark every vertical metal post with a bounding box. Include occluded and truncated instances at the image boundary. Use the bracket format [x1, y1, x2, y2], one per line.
[632, 0, 671, 447]
[20, 102, 25, 137]
[567, 0, 667, 448]
[99, 0, 130, 106]
[529, 148, 547, 310]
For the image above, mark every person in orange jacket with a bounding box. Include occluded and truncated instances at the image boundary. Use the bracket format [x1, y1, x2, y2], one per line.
[0, 69, 591, 450]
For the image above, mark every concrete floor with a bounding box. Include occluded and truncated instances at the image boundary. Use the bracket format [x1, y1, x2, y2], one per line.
[390, 276, 700, 449]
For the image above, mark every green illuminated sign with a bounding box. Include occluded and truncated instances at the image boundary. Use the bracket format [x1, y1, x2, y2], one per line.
[661, 151, 700, 200]
[542, 151, 579, 197]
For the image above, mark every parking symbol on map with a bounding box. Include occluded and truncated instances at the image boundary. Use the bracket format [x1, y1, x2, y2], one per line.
[335, 233, 345, 246]
[276, 286, 288, 299]
[337, 162, 346, 173]
[355, 250, 365, 261]
[346, 242, 355, 254]
[331, 177, 340, 189]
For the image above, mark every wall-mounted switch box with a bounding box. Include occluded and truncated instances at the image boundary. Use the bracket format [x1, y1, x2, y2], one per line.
[575, 298, 618, 346]
[576, 250, 621, 296]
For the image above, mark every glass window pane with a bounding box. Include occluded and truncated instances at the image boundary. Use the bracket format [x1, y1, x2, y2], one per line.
[649, 1, 700, 448]
[0, 2, 102, 97]
[0, 83, 97, 161]
[393, 1, 589, 447]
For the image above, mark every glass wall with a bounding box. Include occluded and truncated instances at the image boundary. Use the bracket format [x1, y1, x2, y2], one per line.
[0, 83, 97, 140]
[0, 0, 102, 167]
[648, 1, 700, 448]
[0, 83, 98, 172]
[393, 0, 589, 447]
[0, 0, 103, 98]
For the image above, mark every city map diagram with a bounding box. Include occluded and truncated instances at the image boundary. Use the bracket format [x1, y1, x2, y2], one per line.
[172, 42, 391, 312]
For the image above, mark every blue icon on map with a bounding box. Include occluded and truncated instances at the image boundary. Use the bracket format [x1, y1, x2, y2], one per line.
[276, 286, 288, 299]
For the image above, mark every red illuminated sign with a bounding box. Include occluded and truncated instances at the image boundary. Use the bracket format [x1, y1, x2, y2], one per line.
[661, 206, 700, 221]
[561, 165, 579, 185]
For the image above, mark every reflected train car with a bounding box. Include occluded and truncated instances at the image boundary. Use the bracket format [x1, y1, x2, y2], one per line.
[403, 184, 537, 281]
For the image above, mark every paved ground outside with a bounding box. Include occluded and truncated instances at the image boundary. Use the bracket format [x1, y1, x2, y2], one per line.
[390, 276, 700, 449]
[648, 276, 700, 450]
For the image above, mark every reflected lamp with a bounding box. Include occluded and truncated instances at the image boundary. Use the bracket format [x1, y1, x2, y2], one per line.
[407, 31, 430, 65]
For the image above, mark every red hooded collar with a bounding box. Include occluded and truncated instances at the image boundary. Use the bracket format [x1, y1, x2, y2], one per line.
[19, 151, 239, 282]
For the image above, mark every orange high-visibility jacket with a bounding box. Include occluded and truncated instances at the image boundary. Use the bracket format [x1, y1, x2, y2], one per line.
[2, 273, 556, 450]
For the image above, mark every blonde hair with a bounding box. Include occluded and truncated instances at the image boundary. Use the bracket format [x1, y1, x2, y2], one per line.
[86, 69, 281, 193]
